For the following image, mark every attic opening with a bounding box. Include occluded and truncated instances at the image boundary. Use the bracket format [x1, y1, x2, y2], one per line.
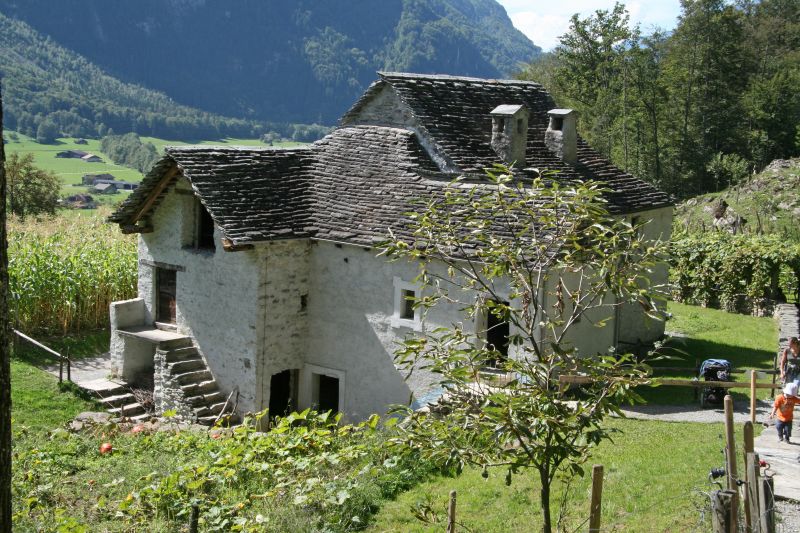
[196, 199, 216, 250]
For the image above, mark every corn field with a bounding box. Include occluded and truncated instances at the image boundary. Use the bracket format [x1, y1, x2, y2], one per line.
[8, 209, 137, 335]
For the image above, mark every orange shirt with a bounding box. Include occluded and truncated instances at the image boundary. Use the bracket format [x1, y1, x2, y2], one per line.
[774, 394, 797, 422]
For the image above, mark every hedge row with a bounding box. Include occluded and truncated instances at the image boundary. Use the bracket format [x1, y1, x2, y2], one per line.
[670, 232, 800, 315]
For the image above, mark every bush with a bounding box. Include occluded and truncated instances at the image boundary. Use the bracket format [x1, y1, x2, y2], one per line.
[670, 232, 800, 314]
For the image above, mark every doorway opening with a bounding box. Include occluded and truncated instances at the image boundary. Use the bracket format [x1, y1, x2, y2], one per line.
[156, 268, 177, 324]
[485, 301, 510, 367]
[268, 369, 298, 418]
[312, 373, 340, 413]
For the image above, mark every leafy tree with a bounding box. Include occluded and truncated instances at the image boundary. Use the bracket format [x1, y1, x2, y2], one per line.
[4, 153, 61, 219]
[382, 167, 668, 532]
[34, 116, 59, 144]
[0, 83, 11, 533]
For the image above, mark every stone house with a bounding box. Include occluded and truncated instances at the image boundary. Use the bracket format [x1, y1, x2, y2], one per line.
[107, 72, 673, 424]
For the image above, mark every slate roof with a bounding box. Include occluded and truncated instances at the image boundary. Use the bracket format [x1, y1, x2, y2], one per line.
[342, 72, 672, 213]
[110, 73, 672, 247]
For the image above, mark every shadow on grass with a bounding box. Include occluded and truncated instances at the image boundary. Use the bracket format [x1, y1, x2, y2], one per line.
[12, 330, 110, 368]
[637, 336, 777, 406]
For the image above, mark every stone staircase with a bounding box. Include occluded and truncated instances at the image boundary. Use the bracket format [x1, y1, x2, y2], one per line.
[156, 337, 239, 426]
[94, 383, 151, 422]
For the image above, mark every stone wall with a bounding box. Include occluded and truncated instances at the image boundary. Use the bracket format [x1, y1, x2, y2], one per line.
[153, 347, 195, 421]
[777, 304, 800, 359]
[138, 178, 263, 414]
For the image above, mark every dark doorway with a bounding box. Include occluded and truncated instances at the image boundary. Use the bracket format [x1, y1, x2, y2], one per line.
[314, 374, 340, 413]
[486, 302, 509, 367]
[269, 369, 297, 418]
[156, 268, 177, 324]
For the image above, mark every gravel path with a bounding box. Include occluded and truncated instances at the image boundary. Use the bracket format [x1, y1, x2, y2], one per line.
[619, 400, 773, 424]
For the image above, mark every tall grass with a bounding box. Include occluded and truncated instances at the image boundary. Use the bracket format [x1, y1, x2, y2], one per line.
[8, 208, 137, 335]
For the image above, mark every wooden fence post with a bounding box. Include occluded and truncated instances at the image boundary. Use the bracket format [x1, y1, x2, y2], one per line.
[724, 395, 739, 531]
[746, 451, 761, 533]
[589, 464, 604, 533]
[189, 503, 199, 533]
[759, 477, 775, 533]
[712, 490, 736, 533]
[750, 370, 758, 425]
[447, 490, 456, 533]
[743, 424, 756, 533]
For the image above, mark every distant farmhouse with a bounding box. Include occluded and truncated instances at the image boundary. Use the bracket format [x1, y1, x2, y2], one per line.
[56, 149, 103, 163]
[92, 182, 118, 194]
[82, 173, 138, 190]
[107, 72, 673, 425]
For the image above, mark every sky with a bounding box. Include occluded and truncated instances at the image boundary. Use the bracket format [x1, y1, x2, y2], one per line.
[496, 1, 682, 51]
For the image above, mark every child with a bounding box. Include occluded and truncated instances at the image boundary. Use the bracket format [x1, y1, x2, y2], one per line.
[770, 382, 798, 443]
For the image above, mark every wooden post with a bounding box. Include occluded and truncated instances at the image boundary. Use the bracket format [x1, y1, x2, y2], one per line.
[759, 477, 775, 533]
[750, 370, 758, 425]
[447, 490, 457, 533]
[189, 503, 199, 533]
[712, 490, 736, 533]
[743, 424, 756, 533]
[724, 395, 739, 531]
[589, 464, 604, 533]
[746, 452, 761, 533]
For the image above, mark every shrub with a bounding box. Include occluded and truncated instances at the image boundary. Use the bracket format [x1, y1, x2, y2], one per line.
[670, 232, 800, 313]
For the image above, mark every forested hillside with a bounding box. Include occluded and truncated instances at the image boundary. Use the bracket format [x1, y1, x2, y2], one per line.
[0, 13, 263, 141]
[522, 0, 800, 199]
[0, 0, 539, 126]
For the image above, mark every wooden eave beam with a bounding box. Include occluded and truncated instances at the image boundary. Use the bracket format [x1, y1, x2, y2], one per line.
[222, 238, 254, 252]
[130, 165, 181, 224]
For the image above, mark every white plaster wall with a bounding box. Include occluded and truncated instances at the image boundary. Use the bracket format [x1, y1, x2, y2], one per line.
[617, 206, 673, 347]
[256, 239, 311, 413]
[137, 179, 262, 413]
[305, 241, 468, 421]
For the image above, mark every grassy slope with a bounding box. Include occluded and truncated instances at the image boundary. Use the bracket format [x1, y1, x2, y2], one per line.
[675, 158, 800, 238]
[369, 418, 738, 533]
[4, 132, 305, 206]
[639, 301, 778, 404]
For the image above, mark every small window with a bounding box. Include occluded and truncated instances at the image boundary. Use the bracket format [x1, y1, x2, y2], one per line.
[400, 289, 415, 320]
[550, 116, 563, 131]
[498, 118, 506, 132]
[392, 277, 421, 330]
[196, 200, 215, 250]
[517, 118, 524, 134]
[485, 301, 510, 366]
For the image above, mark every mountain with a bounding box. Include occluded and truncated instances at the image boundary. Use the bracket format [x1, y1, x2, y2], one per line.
[0, 12, 263, 141]
[0, 0, 540, 126]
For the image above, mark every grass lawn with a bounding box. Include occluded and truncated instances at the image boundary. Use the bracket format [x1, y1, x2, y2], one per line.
[368, 417, 742, 532]
[639, 301, 779, 404]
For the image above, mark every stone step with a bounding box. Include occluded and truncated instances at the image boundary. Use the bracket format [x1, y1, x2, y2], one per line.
[173, 369, 212, 385]
[158, 337, 193, 351]
[109, 402, 146, 418]
[101, 393, 137, 408]
[130, 413, 152, 423]
[181, 379, 219, 396]
[168, 357, 206, 374]
[162, 347, 200, 363]
[194, 401, 229, 418]
[184, 390, 226, 407]
[197, 412, 239, 426]
[93, 385, 129, 399]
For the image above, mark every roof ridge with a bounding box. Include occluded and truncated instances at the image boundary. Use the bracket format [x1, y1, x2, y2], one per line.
[378, 71, 542, 87]
[165, 145, 313, 153]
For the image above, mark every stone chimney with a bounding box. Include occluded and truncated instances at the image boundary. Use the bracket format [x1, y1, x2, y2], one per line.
[490, 104, 528, 167]
[544, 109, 577, 165]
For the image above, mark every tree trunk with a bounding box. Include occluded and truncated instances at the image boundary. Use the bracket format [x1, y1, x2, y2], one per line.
[539, 467, 552, 533]
[0, 84, 12, 532]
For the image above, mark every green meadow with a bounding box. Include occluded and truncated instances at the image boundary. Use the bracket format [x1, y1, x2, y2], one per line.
[3, 132, 305, 206]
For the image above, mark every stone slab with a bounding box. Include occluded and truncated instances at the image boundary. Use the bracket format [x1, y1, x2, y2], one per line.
[118, 326, 188, 343]
[755, 430, 800, 501]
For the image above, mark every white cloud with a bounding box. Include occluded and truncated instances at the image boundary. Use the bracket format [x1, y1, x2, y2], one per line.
[500, 1, 681, 51]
